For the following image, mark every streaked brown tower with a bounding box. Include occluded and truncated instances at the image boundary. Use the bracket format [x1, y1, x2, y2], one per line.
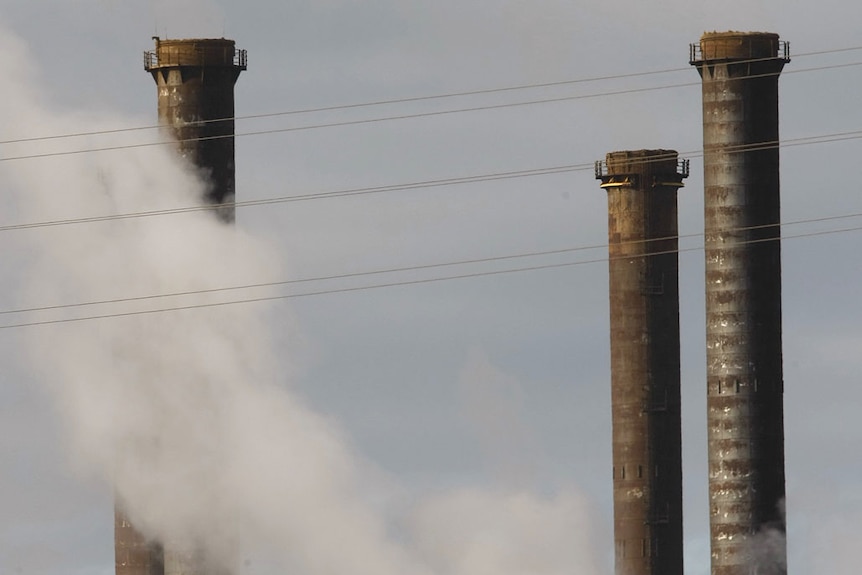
[690, 32, 789, 575]
[596, 150, 687, 575]
[114, 37, 246, 575]
[145, 37, 246, 222]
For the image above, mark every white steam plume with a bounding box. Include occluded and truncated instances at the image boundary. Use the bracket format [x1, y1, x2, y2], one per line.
[0, 21, 605, 575]
[747, 499, 787, 575]
[457, 349, 541, 487]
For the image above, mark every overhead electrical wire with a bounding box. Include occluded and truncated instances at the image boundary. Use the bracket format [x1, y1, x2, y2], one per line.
[1, 210, 858, 317]
[2, 208, 861, 318]
[2, 45, 862, 330]
[2, 221, 860, 331]
[3, 62, 862, 164]
[3, 128, 862, 234]
[1, 44, 861, 148]
[0, 75, 695, 160]
[0, 164, 590, 231]
[0, 68, 704, 162]
[0, 67, 691, 146]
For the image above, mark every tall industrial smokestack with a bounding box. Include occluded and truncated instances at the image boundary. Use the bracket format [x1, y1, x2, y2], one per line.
[596, 150, 687, 575]
[145, 37, 246, 222]
[690, 32, 789, 575]
[114, 37, 246, 575]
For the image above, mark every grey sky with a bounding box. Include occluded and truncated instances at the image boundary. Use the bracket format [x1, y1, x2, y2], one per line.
[1, 1, 861, 574]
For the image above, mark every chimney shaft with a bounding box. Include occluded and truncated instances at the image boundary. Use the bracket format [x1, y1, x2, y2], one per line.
[145, 37, 246, 222]
[597, 150, 687, 575]
[691, 31, 789, 575]
[114, 37, 246, 575]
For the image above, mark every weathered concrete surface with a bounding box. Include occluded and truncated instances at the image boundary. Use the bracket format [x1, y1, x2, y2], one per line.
[597, 150, 686, 575]
[691, 31, 789, 575]
[146, 38, 246, 222]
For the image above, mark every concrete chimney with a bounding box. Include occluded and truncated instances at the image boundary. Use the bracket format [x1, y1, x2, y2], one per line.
[114, 37, 246, 575]
[596, 150, 687, 575]
[145, 37, 246, 222]
[690, 31, 789, 575]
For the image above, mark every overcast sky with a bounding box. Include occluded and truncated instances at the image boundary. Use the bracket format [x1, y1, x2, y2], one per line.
[1, 1, 861, 574]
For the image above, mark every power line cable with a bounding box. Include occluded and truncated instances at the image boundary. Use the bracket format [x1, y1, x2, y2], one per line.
[0, 164, 589, 232]
[3, 44, 860, 147]
[4, 128, 862, 234]
[2, 60, 862, 165]
[4, 208, 861, 316]
[0, 76, 699, 161]
[2, 222, 860, 331]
